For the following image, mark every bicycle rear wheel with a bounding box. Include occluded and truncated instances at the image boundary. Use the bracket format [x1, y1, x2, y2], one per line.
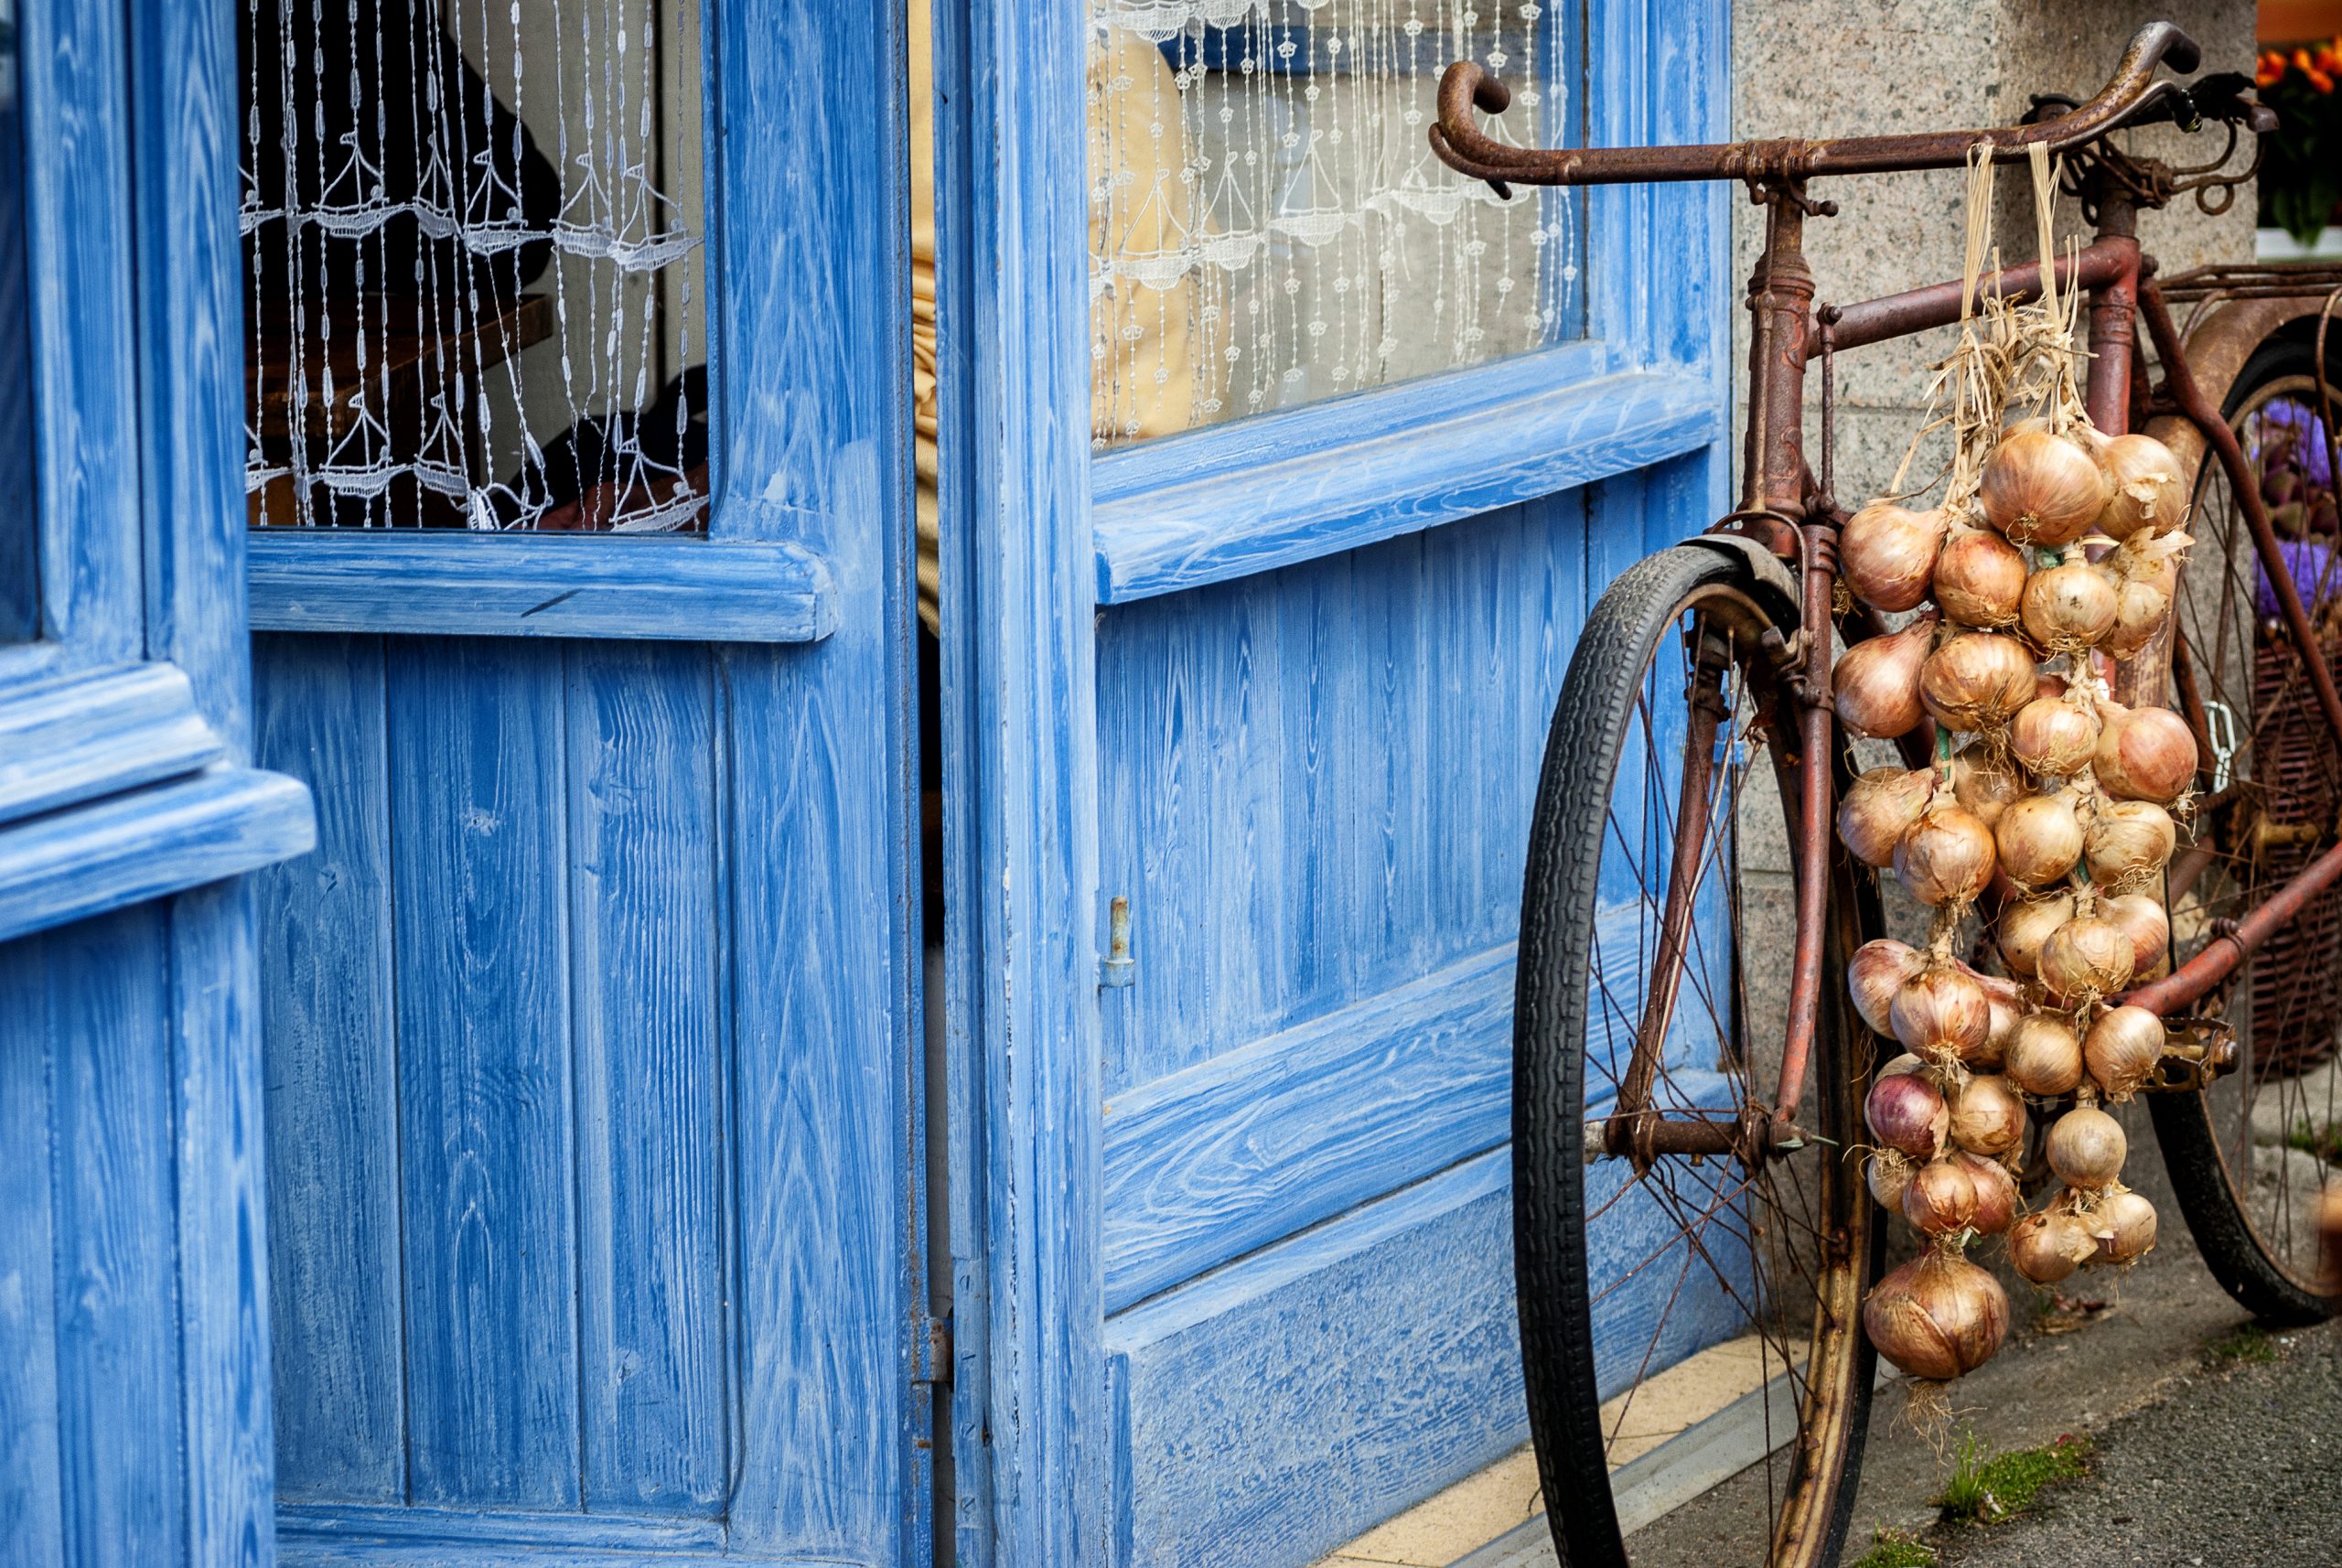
[2152, 320, 2342, 1324]
[1514, 546, 1880, 1568]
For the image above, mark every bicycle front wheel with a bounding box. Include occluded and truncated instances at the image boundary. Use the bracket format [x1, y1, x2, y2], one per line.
[1514, 546, 1880, 1568]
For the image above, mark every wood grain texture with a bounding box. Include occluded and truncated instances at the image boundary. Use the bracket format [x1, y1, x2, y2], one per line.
[718, 641, 915, 1563]
[279, 1500, 721, 1553]
[1092, 370, 1718, 603]
[0, 924, 68, 1562]
[248, 533, 839, 644]
[1094, 501, 1583, 1098]
[564, 642, 729, 1516]
[0, 763, 316, 946]
[252, 634, 408, 1504]
[384, 639, 582, 1510]
[945, 1, 1112, 1564]
[1101, 945, 1515, 1312]
[281, 1548, 817, 1568]
[1104, 1151, 1528, 1568]
[39, 906, 190, 1568]
[168, 879, 279, 1568]
[0, 0, 31, 645]
[0, 660, 224, 826]
[254, 638, 921, 1554]
[128, 0, 253, 746]
[15, 0, 143, 673]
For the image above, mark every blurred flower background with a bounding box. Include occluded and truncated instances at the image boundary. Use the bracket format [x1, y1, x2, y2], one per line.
[2258, 2, 2342, 245]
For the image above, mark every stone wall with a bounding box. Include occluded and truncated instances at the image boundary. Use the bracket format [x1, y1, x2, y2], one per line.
[1730, 0, 2258, 513]
[1725, 2, 2258, 993]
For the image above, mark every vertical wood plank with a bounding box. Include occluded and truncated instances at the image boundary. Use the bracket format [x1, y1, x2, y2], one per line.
[386, 637, 581, 1510]
[0, 929, 65, 1563]
[252, 633, 408, 1504]
[16, 0, 144, 670]
[564, 641, 728, 1516]
[950, 0, 1109, 1561]
[168, 879, 277, 1568]
[720, 644, 907, 1561]
[43, 905, 188, 1568]
[126, 0, 251, 746]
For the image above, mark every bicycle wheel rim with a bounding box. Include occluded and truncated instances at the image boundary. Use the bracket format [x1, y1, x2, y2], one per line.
[1515, 550, 1878, 1568]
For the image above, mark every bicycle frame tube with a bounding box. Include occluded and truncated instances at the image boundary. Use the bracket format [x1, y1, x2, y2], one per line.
[2117, 284, 2342, 1015]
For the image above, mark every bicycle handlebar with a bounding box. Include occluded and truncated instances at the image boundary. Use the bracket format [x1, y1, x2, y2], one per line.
[1432, 22, 2203, 191]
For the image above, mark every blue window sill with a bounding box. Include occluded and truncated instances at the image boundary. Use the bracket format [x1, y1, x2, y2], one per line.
[1090, 345, 1721, 604]
[248, 530, 838, 643]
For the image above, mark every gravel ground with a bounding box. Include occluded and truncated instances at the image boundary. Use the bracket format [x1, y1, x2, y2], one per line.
[1928, 1317, 2342, 1568]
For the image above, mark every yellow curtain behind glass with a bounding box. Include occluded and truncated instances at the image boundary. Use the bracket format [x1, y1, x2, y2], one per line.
[908, 1, 1200, 634]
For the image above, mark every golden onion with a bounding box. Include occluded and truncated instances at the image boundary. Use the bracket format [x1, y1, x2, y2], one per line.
[1842, 503, 1950, 613]
[1863, 1251, 2011, 1380]
[1832, 619, 1934, 739]
[1920, 632, 2038, 734]
[2004, 1011, 2086, 1097]
[1838, 768, 1938, 868]
[1993, 792, 2086, 888]
[1982, 427, 2112, 547]
[1894, 800, 1999, 907]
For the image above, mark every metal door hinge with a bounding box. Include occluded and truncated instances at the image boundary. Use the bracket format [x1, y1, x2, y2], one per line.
[1099, 894, 1135, 988]
[913, 1311, 952, 1386]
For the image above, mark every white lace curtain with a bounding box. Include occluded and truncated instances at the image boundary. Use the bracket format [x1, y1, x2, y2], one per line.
[242, 0, 706, 531]
[1087, 0, 1576, 448]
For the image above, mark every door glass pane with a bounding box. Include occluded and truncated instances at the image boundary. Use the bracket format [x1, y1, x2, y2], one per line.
[1086, 0, 1581, 449]
[242, 1, 707, 532]
[0, 0, 34, 640]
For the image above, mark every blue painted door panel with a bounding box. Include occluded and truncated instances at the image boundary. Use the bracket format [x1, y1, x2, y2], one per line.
[253, 628, 922, 1564]
[1093, 455, 1727, 1568]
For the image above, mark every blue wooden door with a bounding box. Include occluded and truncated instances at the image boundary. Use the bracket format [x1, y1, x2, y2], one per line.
[0, 0, 317, 1563]
[239, 4, 931, 1564]
[936, 5, 1732, 1564]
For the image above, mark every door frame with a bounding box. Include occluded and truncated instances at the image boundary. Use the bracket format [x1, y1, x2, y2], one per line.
[1, 0, 315, 1561]
[0, 0, 311, 946]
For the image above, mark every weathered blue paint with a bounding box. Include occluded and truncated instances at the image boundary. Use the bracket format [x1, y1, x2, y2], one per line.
[248, 533, 838, 643]
[940, 0, 1734, 1563]
[245, 1, 929, 1564]
[934, 3, 1109, 1567]
[1, 6, 313, 1568]
[1105, 1151, 1528, 1568]
[0, 0, 32, 648]
[1092, 363, 1720, 603]
[1100, 943, 1518, 1312]
[0, 662, 226, 821]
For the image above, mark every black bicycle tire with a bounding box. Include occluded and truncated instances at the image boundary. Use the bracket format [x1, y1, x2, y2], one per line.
[1514, 544, 1879, 1568]
[2148, 323, 2342, 1326]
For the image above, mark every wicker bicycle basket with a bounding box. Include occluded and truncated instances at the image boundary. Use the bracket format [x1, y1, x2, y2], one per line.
[2245, 628, 2342, 1076]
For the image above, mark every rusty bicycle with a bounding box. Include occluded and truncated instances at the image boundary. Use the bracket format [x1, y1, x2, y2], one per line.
[1433, 22, 2342, 1568]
